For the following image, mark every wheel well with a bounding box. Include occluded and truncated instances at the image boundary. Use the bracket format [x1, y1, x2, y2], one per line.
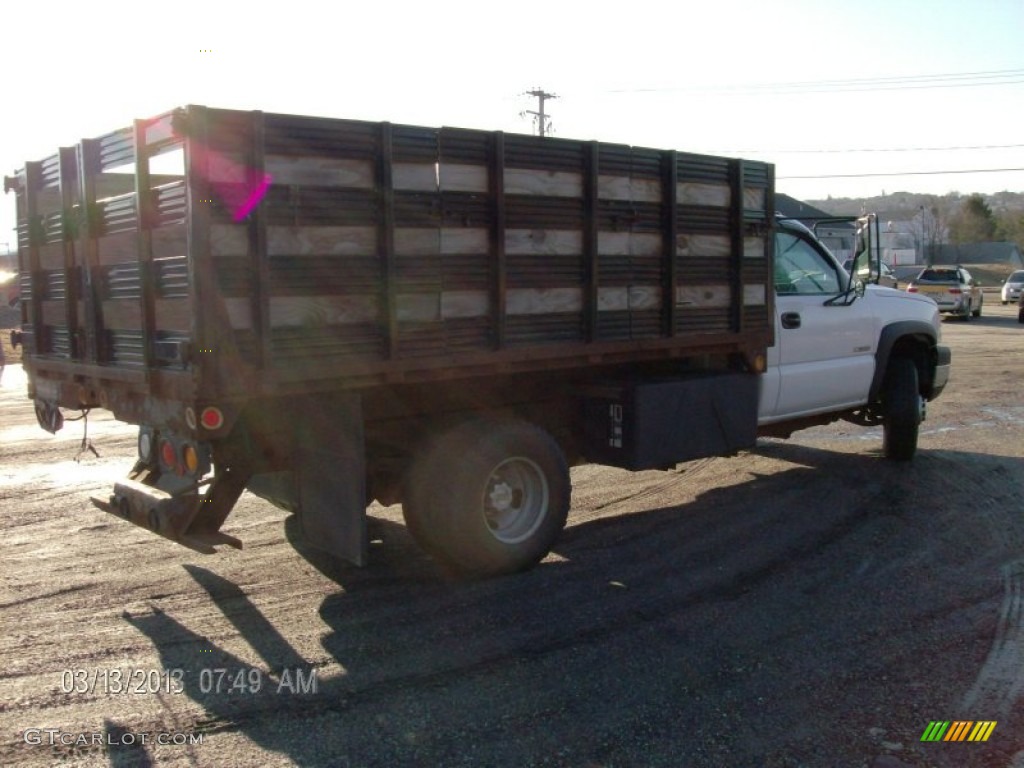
[870, 322, 938, 403]
[875, 338, 932, 403]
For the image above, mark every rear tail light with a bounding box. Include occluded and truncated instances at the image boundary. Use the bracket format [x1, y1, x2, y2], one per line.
[182, 443, 201, 475]
[138, 430, 154, 463]
[948, 288, 962, 294]
[907, 285, 918, 292]
[200, 407, 225, 431]
[159, 438, 179, 472]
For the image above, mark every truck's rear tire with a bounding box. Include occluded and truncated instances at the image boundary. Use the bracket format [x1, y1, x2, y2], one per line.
[403, 419, 570, 578]
[882, 357, 921, 462]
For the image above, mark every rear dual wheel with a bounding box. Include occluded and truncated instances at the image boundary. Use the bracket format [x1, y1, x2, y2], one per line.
[403, 419, 570, 578]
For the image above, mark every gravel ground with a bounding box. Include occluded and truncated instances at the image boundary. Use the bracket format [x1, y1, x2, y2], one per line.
[1, 300, 1022, 767]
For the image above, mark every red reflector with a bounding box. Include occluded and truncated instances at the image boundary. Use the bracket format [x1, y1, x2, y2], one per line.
[160, 439, 178, 470]
[907, 286, 918, 292]
[200, 407, 224, 431]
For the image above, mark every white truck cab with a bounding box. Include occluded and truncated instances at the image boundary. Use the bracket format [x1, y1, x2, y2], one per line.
[759, 215, 951, 461]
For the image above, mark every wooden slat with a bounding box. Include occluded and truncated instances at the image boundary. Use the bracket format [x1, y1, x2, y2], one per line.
[441, 290, 489, 319]
[38, 242, 65, 270]
[151, 299, 191, 330]
[442, 228, 489, 254]
[506, 287, 583, 315]
[41, 300, 66, 327]
[393, 162, 437, 191]
[152, 225, 187, 258]
[269, 225, 377, 257]
[597, 175, 662, 203]
[96, 231, 145, 266]
[744, 187, 767, 210]
[101, 299, 141, 329]
[596, 286, 662, 312]
[265, 155, 374, 188]
[676, 284, 731, 309]
[676, 234, 730, 258]
[677, 182, 730, 207]
[744, 237, 766, 259]
[597, 232, 662, 257]
[396, 293, 439, 322]
[743, 285, 767, 306]
[211, 224, 379, 257]
[271, 295, 379, 327]
[439, 163, 488, 193]
[505, 169, 582, 197]
[206, 152, 248, 183]
[223, 295, 381, 330]
[506, 229, 582, 256]
[394, 228, 439, 257]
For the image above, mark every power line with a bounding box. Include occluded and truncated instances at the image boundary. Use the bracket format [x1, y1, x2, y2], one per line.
[605, 67, 1024, 95]
[779, 167, 1024, 180]
[728, 143, 1024, 155]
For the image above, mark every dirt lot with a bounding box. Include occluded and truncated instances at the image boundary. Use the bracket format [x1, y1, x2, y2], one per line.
[1, 302, 1022, 768]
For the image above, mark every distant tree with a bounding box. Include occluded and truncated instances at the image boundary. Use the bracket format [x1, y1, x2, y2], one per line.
[948, 193, 997, 244]
[996, 210, 1024, 250]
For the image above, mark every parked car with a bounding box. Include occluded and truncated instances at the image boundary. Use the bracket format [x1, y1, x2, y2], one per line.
[906, 266, 983, 320]
[1001, 270, 1024, 305]
[842, 258, 899, 289]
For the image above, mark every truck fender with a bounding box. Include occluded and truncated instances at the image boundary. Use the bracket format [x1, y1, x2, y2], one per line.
[868, 321, 937, 403]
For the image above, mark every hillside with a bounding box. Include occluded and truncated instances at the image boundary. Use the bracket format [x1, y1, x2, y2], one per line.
[805, 191, 1024, 220]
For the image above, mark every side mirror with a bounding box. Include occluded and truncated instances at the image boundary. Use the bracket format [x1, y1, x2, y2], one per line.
[854, 279, 866, 298]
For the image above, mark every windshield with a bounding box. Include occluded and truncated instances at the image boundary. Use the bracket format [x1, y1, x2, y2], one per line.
[1009, 271, 1024, 282]
[917, 269, 960, 282]
[774, 232, 842, 295]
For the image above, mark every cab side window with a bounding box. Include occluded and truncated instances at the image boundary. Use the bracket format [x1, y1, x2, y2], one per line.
[774, 232, 842, 295]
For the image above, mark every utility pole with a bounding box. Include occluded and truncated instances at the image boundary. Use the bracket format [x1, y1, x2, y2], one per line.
[521, 88, 557, 137]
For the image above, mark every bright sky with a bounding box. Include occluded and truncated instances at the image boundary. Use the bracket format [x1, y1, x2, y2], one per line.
[2, 0, 1022, 252]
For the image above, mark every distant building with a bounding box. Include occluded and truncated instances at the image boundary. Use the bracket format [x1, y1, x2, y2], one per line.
[775, 194, 838, 226]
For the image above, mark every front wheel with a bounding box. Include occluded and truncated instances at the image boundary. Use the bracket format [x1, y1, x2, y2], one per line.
[882, 357, 922, 461]
[403, 419, 570, 578]
[972, 297, 983, 317]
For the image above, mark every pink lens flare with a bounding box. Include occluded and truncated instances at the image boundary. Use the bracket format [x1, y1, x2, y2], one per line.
[233, 174, 272, 222]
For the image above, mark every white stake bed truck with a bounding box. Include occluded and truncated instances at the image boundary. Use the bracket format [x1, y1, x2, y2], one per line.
[5, 106, 950, 577]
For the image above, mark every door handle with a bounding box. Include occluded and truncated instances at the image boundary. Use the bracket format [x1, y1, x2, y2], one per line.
[781, 312, 801, 329]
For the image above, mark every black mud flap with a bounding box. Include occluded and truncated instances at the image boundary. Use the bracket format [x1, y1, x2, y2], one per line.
[294, 394, 368, 566]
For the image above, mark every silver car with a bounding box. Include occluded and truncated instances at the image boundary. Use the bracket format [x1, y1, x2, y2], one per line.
[1001, 270, 1024, 305]
[907, 266, 983, 320]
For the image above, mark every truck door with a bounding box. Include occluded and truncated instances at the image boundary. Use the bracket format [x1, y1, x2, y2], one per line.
[761, 229, 876, 420]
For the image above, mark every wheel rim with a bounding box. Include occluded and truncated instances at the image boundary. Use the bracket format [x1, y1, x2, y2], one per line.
[481, 457, 549, 545]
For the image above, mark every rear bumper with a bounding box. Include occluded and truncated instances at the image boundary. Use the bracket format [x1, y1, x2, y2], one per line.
[930, 345, 951, 400]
